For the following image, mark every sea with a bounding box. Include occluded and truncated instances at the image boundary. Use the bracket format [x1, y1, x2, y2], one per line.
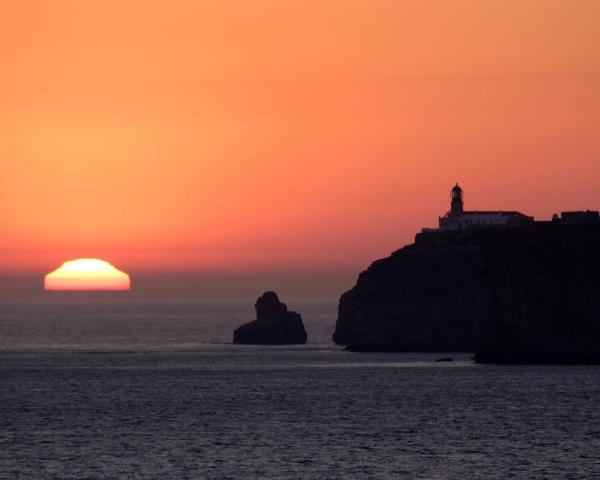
[1, 300, 600, 479]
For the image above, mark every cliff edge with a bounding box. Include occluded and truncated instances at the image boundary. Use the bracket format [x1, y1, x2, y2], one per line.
[333, 230, 492, 351]
[334, 223, 600, 362]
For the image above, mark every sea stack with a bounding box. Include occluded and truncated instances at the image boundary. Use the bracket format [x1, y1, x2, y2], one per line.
[233, 291, 307, 345]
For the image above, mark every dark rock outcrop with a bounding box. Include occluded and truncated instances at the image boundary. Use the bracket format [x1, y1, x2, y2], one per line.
[333, 230, 492, 351]
[233, 291, 307, 345]
[474, 223, 600, 363]
[334, 221, 600, 362]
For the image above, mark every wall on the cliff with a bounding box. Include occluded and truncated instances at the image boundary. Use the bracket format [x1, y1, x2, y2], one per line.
[475, 224, 600, 363]
[333, 230, 493, 351]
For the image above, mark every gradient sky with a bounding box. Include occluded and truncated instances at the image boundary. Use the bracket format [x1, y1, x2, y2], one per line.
[2, 0, 599, 279]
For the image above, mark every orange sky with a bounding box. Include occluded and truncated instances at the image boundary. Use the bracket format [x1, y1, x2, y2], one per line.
[1, 0, 599, 275]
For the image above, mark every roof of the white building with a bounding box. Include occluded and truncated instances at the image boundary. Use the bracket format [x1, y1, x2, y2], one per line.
[462, 211, 530, 217]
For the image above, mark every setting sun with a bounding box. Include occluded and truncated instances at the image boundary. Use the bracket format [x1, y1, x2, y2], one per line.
[44, 259, 131, 291]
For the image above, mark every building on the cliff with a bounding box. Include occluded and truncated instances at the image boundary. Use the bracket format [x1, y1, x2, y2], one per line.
[553, 210, 600, 224]
[438, 184, 534, 231]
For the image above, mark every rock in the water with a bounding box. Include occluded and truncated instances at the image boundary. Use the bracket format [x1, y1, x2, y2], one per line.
[474, 223, 600, 363]
[333, 230, 491, 351]
[233, 291, 307, 345]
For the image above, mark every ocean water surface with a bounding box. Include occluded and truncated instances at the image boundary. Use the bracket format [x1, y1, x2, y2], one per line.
[1, 301, 599, 479]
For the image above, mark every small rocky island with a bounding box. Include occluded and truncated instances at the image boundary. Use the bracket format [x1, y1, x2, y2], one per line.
[233, 291, 307, 345]
[334, 184, 600, 363]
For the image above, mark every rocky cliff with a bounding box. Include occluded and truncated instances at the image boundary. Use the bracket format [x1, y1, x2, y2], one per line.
[333, 230, 492, 351]
[474, 223, 600, 363]
[334, 223, 600, 362]
[234, 291, 307, 345]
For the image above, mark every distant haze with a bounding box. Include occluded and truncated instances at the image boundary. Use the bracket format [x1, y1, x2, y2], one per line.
[0, 271, 357, 303]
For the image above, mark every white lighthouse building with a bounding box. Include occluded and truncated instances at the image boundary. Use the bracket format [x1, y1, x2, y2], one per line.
[438, 184, 534, 231]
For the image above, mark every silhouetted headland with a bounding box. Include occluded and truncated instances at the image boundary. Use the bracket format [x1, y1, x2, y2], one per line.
[334, 184, 600, 363]
[233, 291, 307, 345]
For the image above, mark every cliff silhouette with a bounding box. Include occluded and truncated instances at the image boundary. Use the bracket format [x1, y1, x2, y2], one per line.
[333, 229, 490, 351]
[334, 223, 600, 363]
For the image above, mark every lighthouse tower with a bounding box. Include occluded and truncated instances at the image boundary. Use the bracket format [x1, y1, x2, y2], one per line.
[450, 183, 464, 216]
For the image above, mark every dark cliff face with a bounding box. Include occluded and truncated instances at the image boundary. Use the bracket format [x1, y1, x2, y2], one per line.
[475, 224, 600, 363]
[335, 222, 600, 361]
[333, 231, 493, 351]
[234, 291, 307, 345]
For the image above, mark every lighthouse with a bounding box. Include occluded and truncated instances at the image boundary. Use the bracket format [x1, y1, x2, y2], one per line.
[438, 183, 533, 231]
[450, 183, 464, 216]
